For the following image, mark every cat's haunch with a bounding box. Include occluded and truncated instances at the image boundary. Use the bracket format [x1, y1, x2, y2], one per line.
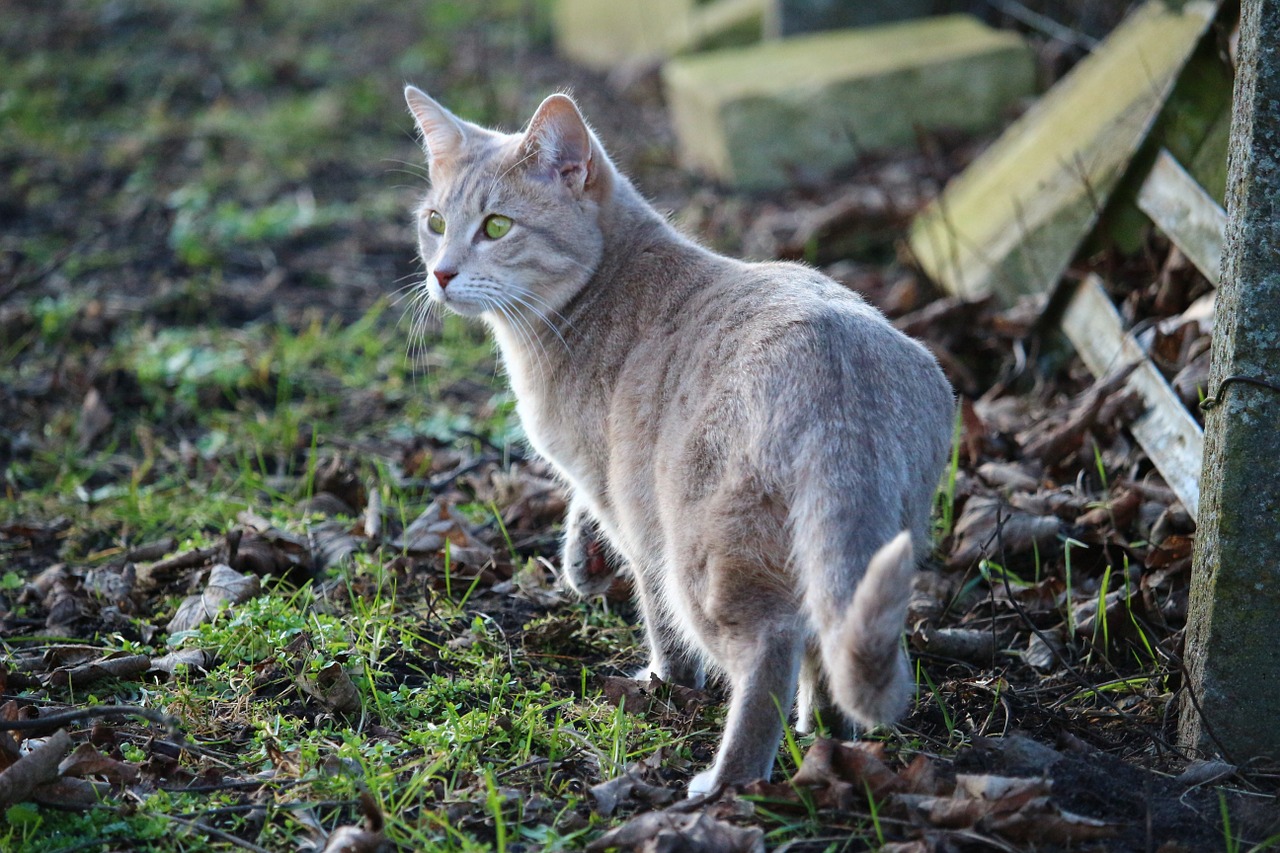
[403, 86, 956, 795]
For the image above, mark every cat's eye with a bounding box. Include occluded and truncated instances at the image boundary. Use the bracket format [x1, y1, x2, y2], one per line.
[483, 214, 513, 240]
[426, 211, 446, 235]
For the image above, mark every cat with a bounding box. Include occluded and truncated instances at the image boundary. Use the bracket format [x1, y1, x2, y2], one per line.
[402, 86, 956, 795]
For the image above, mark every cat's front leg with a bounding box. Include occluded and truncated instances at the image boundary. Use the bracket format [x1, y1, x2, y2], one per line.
[559, 497, 618, 598]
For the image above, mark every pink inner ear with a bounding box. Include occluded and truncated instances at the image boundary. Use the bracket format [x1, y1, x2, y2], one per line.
[525, 95, 592, 186]
[405, 86, 464, 164]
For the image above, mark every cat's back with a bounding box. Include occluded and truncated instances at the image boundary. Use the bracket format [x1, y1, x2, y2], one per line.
[681, 257, 945, 399]
[617, 253, 949, 458]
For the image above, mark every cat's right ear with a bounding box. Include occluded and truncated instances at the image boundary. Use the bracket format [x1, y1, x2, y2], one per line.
[405, 85, 465, 168]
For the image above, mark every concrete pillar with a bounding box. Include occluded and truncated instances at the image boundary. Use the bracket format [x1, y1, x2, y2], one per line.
[1179, 0, 1280, 762]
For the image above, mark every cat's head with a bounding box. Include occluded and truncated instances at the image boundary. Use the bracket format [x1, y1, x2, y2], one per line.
[404, 87, 612, 324]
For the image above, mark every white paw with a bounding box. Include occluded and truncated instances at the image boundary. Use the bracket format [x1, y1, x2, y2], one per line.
[687, 768, 718, 797]
[631, 662, 660, 682]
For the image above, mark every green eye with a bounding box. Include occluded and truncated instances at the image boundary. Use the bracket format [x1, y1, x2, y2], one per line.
[426, 211, 446, 235]
[483, 214, 512, 239]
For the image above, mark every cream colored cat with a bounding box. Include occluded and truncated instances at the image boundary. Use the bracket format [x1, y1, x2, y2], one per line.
[403, 86, 955, 795]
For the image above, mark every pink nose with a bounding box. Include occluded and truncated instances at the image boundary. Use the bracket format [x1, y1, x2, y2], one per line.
[434, 268, 458, 290]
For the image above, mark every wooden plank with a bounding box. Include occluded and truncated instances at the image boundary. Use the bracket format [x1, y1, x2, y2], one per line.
[909, 0, 1219, 303]
[1059, 274, 1203, 516]
[554, 0, 764, 71]
[1137, 149, 1227, 285]
[663, 16, 1034, 189]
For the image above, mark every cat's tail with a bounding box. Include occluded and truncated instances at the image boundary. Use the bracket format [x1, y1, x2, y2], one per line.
[810, 530, 915, 730]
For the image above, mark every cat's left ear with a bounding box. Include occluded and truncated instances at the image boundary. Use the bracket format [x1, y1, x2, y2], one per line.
[520, 94, 601, 195]
[405, 85, 466, 169]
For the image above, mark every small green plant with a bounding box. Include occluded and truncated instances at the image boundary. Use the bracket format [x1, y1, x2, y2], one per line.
[1061, 536, 1087, 637]
[915, 662, 960, 747]
[1089, 564, 1113, 660]
[933, 408, 964, 542]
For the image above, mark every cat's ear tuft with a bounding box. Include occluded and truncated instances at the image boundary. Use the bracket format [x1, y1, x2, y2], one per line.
[405, 85, 465, 167]
[521, 94, 597, 193]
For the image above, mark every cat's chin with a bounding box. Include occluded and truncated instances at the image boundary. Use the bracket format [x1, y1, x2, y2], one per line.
[435, 298, 486, 318]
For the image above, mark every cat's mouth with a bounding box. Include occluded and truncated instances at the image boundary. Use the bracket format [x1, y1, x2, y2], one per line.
[433, 290, 488, 318]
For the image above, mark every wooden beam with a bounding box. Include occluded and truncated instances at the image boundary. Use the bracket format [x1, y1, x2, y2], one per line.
[909, 0, 1219, 303]
[1059, 274, 1204, 516]
[1137, 149, 1227, 286]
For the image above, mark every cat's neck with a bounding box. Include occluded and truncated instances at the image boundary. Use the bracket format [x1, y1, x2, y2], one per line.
[485, 174, 693, 379]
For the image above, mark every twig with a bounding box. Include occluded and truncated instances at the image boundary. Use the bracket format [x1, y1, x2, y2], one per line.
[0, 240, 82, 304]
[164, 814, 273, 853]
[0, 704, 183, 738]
[983, 0, 1099, 50]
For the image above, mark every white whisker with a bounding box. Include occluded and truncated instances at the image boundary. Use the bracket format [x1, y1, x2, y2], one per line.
[505, 289, 571, 356]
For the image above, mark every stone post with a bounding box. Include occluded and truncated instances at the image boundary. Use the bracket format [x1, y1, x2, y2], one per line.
[1179, 0, 1280, 761]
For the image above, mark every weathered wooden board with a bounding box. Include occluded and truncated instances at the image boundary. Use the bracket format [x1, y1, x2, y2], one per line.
[1137, 148, 1226, 285]
[909, 0, 1219, 303]
[554, 0, 764, 71]
[663, 15, 1034, 189]
[1060, 274, 1203, 516]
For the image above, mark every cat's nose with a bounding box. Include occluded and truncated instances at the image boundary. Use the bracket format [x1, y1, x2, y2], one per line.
[434, 268, 458, 290]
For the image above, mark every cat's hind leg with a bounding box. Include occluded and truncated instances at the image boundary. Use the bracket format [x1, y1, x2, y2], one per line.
[688, 610, 804, 795]
[796, 645, 858, 739]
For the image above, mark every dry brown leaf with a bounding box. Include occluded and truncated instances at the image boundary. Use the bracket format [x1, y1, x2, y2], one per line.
[1075, 487, 1143, 532]
[46, 653, 151, 690]
[76, 387, 112, 451]
[976, 461, 1041, 493]
[791, 738, 903, 802]
[309, 519, 361, 570]
[148, 648, 213, 678]
[585, 808, 764, 853]
[297, 660, 362, 714]
[589, 755, 678, 817]
[1177, 759, 1235, 788]
[83, 562, 137, 610]
[134, 543, 220, 592]
[1017, 364, 1138, 465]
[948, 496, 1060, 567]
[392, 499, 489, 555]
[911, 626, 998, 664]
[166, 564, 261, 634]
[59, 741, 139, 784]
[235, 513, 315, 573]
[313, 456, 367, 514]
[1072, 588, 1133, 641]
[29, 775, 109, 809]
[320, 790, 387, 853]
[0, 729, 72, 808]
[1023, 630, 1065, 672]
[601, 676, 650, 715]
[899, 754, 945, 796]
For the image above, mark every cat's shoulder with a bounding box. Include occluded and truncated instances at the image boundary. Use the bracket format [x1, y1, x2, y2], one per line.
[727, 258, 877, 319]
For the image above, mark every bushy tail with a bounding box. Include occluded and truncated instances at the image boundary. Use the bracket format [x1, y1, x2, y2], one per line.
[817, 531, 915, 729]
